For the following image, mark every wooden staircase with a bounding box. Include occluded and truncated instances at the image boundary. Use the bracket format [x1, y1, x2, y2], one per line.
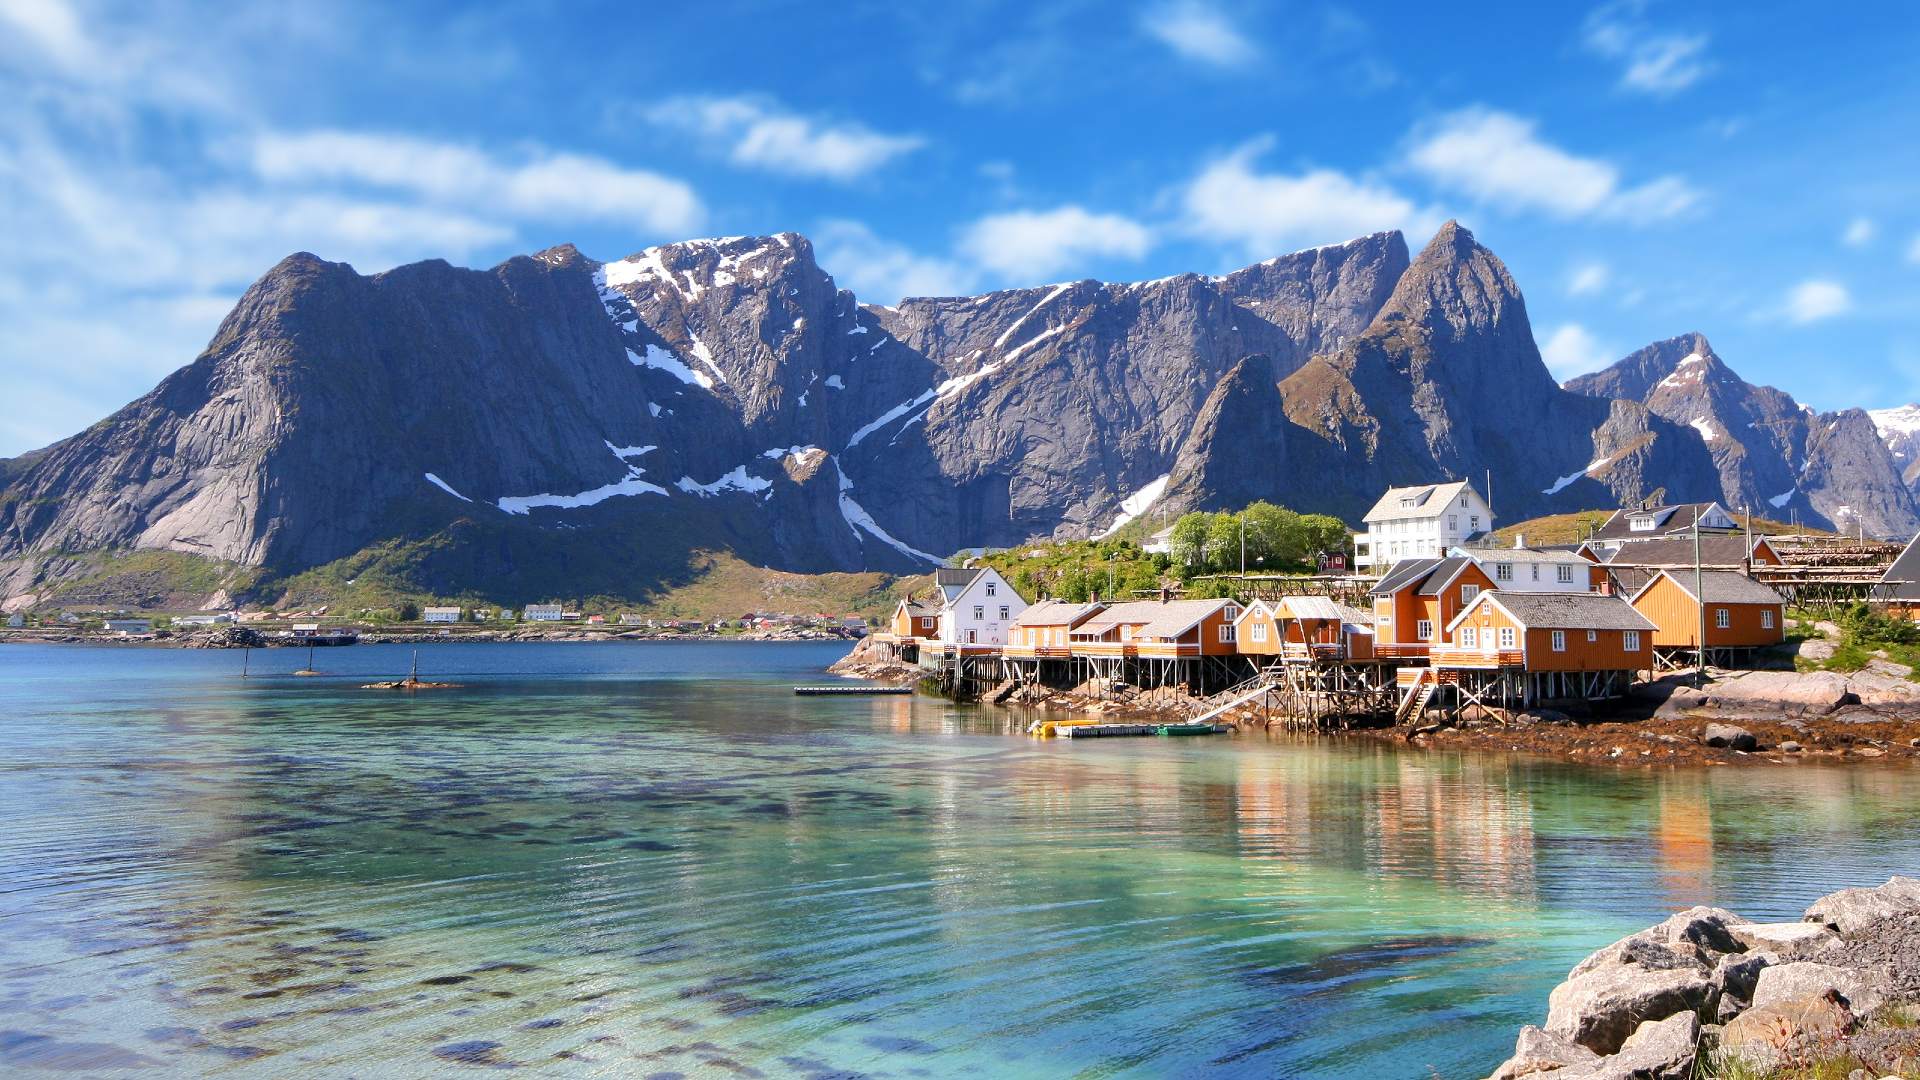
[1395, 668, 1436, 724]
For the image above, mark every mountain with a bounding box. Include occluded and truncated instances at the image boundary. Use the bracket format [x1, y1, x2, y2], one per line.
[1869, 404, 1920, 493]
[0, 222, 1909, 609]
[1566, 333, 1920, 537]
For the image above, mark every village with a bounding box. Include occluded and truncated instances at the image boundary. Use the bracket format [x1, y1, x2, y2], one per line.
[842, 480, 1920, 757]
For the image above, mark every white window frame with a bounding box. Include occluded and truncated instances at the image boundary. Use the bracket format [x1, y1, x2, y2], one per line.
[1251, 622, 1268, 642]
[1586, 629, 1598, 643]
[1715, 608, 1731, 629]
[1499, 626, 1516, 649]
[1761, 609, 1775, 630]
[1624, 630, 1641, 652]
[1460, 626, 1477, 648]
[999, 605, 1010, 620]
[1496, 563, 1513, 581]
[973, 605, 984, 620]
[1219, 624, 1235, 644]
[1462, 584, 1479, 604]
[986, 581, 996, 596]
[1551, 630, 1566, 651]
[1557, 564, 1575, 584]
[1417, 619, 1434, 641]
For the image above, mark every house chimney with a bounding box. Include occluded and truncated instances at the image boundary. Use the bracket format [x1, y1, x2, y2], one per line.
[1158, 586, 1171, 603]
[1513, 533, 1525, 549]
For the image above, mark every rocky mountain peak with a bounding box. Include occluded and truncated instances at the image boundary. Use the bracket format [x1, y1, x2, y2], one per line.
[1376, 221, 1525, 341]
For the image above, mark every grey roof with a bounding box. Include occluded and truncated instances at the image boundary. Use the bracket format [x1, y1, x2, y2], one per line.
[896, 598, 933, 614]
[1074, 598, 1233, 639]
[1012, 599, 1103, 628]
[1592, 502, 1737, 541]
[935, 566, 983, 603]
[1486, 546, 1594, 565]
[1415, 558, 1478, 597]
[1876, 534, 1920, 602]
[1604, 535, 1767, 567]
[1639, 570, 1786, 606]
[1471, 591, 1656, 631]
[1362, 480, 1474, 523]
[1371, 557, 1445, 596]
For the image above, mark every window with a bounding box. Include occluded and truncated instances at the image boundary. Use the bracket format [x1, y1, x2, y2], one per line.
[1714, 607, 1731, 629]
[1417, 619, 1434, 641]
[1251, 623, 1268, 642]
[973, 605, 984, 620]
[986, 581, 996, 596]
[1219, 624, 1235, 644]
[1121, 625, 1132, 640]
[1587, 629, 1598, 643]
[1531, 564, 1540, 581]
[998, 606, 1009, 620]
[1762, 609, 1775, 629]
[1224, 605, 1239, 619]
[1630, 515, 1655, 532]
[1470, 515, 1481, 531]
[1459, 495, 1468, 507]
[1460, 626, 1477, 648]
[1558, 565, 1575, 584]
[1551, 630, 1567, 651]
[1462, 584, 1479, 603]
[1496, 563, 1513, 581]
[1499, 627, 1516, 649]
[1624, 630, 1641, 652]
[1448, 514, 1459, 532]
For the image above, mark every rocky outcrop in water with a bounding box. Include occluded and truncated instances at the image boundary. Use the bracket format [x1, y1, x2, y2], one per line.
[1485, 877, 1920, 1079]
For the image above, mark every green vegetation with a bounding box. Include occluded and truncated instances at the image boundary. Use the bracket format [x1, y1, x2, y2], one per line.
[965, 501, 1350, 604]
[1492, 509, 1830, 548]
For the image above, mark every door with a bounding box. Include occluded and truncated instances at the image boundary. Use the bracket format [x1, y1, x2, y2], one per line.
[967, 630, 977, 644]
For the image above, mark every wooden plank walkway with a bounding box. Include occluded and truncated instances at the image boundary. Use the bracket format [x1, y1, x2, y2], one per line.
[1058, 722, 1230, 738]
[794, 685, 913, 696]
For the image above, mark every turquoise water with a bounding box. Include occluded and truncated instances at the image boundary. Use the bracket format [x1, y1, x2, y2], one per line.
[3, 642, 1919, 1078]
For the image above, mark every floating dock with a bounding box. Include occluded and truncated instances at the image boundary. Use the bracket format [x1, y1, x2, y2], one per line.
[1052, 722, 1230, 739]
[794, 685, 913, 696]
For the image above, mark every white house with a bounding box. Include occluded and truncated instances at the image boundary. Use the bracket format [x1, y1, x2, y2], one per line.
[1356, 481, 1493, 573]
[1450, 541, 1599, 594]
[933, 566, 1028, 648]
[524, 604, 564, 622]
[103, 618, 152, 634]
[423, 606, 461, 623]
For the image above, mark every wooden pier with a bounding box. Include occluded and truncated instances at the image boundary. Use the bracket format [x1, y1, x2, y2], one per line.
[794, 685, 913, 696]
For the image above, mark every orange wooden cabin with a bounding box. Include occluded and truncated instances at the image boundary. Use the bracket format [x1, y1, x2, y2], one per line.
[1628, 570, 1786, 651]
[1006, 600, 1105, 659]
[1069, 598, 1243, 658]
[888, 598, 939, 641]
[1436, 591, 1655, 674]
[1234, 597, 1375, 661]
[1369, 557, 1498, 657]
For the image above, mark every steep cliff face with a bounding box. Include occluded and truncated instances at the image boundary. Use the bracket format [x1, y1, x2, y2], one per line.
[1869, 404, 1920, 493]
[3, 222, 1911, 607]
[1567, 333, 1919, 534]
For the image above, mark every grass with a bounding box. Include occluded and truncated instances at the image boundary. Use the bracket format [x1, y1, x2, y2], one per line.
[1792, 602, 1920, 681]
[1491, 510, 1827, 548]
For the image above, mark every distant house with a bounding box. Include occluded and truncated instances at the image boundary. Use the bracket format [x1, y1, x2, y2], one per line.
[1629, 570, 1787, 654]
[7, 613, 24, 628]
[586, 614, 606, 624]
[1451, 541, 1605, 594]
[422, 606, 461, 623]
[932, 567, 1028, 649]
[1006, 599, 1105, 659]
[1142, 525, 1176, 555]
[619, 613, 648, 626]
[524, 604, 564, 622]
[1587, 502, 1741, 554]
[174, 613, 232, 627]
[497, 609, 515, 621]
[1355, 481, 1492, 573]
[102, 618, 153, 635]
[1369, 556, 1498, 656]
[1069, 598, 1242, 657]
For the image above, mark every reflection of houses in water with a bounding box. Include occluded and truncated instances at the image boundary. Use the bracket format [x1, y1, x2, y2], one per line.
[1655, 782, 1715, 911]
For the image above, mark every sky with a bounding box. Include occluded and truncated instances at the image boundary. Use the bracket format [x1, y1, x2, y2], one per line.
[3, 0, 1919, 457]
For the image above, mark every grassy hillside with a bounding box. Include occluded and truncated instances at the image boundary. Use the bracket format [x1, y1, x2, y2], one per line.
[1492, 509, 1829, 547]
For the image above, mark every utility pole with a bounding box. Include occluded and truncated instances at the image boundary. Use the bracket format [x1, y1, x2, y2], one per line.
[1693, 510, 1707, 688]
[1239, 512, 1247, 578]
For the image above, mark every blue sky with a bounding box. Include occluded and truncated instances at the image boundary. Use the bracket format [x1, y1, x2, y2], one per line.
[3, 0, 1919, 457]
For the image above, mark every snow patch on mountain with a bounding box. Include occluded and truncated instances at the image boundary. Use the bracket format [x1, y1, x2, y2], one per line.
[497, 443, 668, 514]
[833, 458, 941, 564]
[1095, 474, 1171, 538]
[1770, 487, 1796, 508]
[675, 466, 773, 498]
[423, 473, 472, 502]
[628, 345, 711, 389]
[1542, 454, 1617, 496]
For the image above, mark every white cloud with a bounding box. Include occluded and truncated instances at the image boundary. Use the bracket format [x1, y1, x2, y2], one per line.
[1582, 2, 1712, 96]
[1567, 261, 1610, 296]
[1541, 323, 1618, 380]
[1141, 2, 1258, 67]
[1181, 139, 1437, 257]
[958, 206, 1154, 280]
[251, 130, 703, 234]
[1783, 280, 1851, 324]
[814, 220, 980, 304]
[646, 95, 923, 182]
[1405, 108, 1699, 223]
[1843, 218, 1875, 248]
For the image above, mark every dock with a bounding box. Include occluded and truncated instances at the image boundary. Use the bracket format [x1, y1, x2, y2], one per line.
[1052, 722, 1230, 738]
[794, 685, 913, 696]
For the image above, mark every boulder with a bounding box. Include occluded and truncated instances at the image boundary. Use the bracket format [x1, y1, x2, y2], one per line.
[1716, 989, 1854, 1072]
[1483, 1024, 1600, 1080]
[1778, 741, 1803, 753]
[1751, 961, 1892, 1017]
[1804, 876, 1920, 935]
[1701, 723, 1757, 751]
[1709, 670, 1857, 715]
[1791, 637, 1836, 662]
[1846, 670, 1920, 707]
[1555, 1012, 1699, 1080]
[1711, 950, 1776, 1004]
[1547, 959, 1715, 1055]
[1729, 922, 1841, 961]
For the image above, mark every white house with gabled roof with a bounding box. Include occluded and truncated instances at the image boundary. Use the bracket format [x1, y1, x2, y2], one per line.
[1355, 480, 1493, 573]
[932, 566, 1028, 649]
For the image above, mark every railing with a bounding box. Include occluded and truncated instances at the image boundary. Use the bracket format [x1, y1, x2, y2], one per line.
[1430, 648, 1525, 668]
[1375, 642, 1432, 658]
[1280, 642, 1348, 661]
[1068, 641, 1200, 658]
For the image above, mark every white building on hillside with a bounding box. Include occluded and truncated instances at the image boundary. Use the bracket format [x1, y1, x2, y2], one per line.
[524, 604, 564, 622]
[1356, 481, 1493, 573]
[933, 566, 1028, 649]
[423, 606, 461, 623]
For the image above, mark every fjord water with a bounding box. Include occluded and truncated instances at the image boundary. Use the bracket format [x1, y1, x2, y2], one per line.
[4, 643, 1919, 1078]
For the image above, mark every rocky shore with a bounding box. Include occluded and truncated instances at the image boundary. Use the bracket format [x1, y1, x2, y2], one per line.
[1485, 877, 1920, 1079]
[1, 626, 860, 648]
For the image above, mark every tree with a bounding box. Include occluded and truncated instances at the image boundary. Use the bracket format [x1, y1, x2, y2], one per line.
[397, 600, 420, 622]
[1240, 501, 1300, 566]
[1168, 513, 1211, 568]
[1299, 515, 1351, 562]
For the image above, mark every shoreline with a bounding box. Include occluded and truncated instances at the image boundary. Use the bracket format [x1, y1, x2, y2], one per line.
[826, 642, 1920, 766]
[0, 629, 862, 648]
